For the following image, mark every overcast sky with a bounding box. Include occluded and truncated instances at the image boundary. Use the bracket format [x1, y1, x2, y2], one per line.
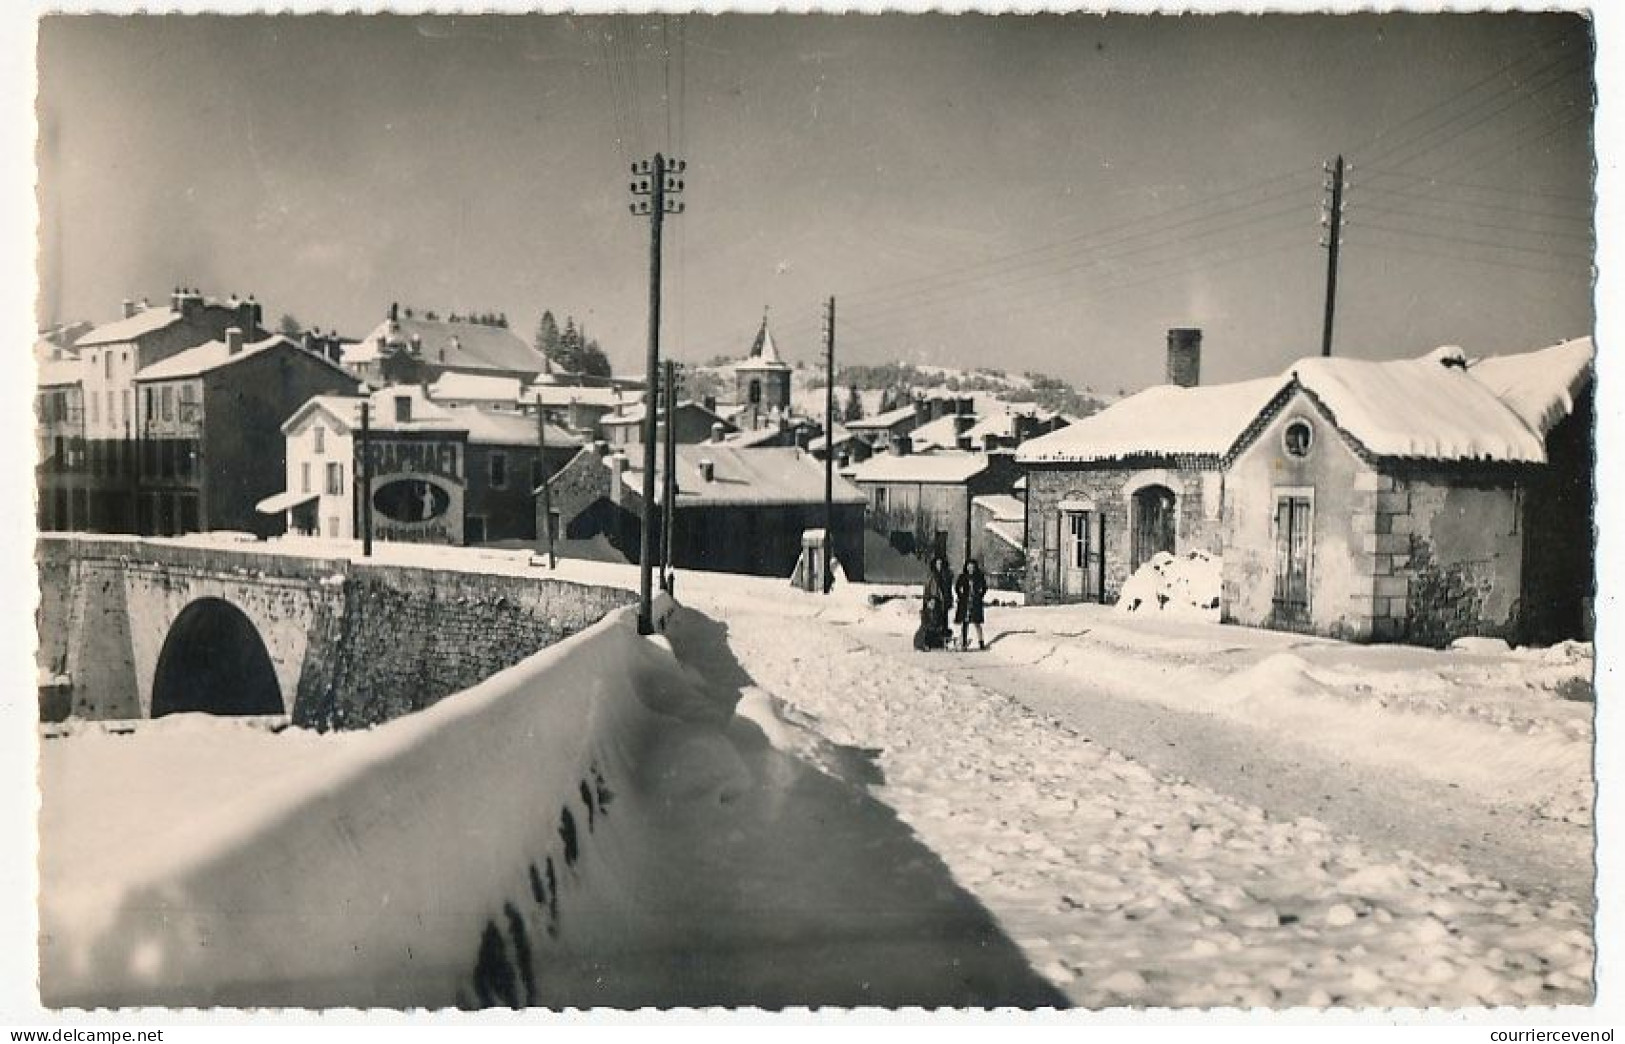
[36, 12, 1594, 391]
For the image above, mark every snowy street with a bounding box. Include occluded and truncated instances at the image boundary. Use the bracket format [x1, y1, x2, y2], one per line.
[677, 583, 1595, 1008]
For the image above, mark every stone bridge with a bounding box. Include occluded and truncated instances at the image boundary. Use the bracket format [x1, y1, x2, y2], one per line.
[37, 536, 636, 730]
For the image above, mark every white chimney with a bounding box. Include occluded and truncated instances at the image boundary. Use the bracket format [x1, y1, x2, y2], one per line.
[699, 459, 715, 483]
[225, 327, 244, 355]
[122, 298, 136, 319]
[711, 422, 725, 444]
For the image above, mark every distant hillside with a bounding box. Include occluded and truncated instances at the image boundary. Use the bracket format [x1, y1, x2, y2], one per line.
[684, 358, 1110, 421]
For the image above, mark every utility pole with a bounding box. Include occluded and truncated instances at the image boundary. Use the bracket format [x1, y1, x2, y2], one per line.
[822, 296, 836, 594]
[536, 401, 556, 569]
[630, 152, 685, 634]
[359, 401, 373, 557]
[1320, 154, 1345, 358]
[661, 358, 678, 592]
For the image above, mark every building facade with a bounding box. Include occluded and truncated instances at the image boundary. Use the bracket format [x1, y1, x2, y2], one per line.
[848, 450, 1021, 565]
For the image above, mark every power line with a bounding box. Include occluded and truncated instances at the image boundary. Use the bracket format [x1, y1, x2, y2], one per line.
[1354, 233, 1584, 279]
[1357, 32, 1581, 167]
[1374, 53, 1589, 175]
[1356, 220, 1592, 263]
[814, 196, 1313, 334]
[1359, 165, 1591, 207]
[1356, 202, 1592, 244]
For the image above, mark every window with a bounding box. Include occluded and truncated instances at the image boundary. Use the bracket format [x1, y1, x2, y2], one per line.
[489, 452, 508, 489]
[314, 426, 326, 455]
[106, 390, 114, 425]
[121, 390, 131, 430]
[394, 396, 412, 423]
[1272, 490, 1314, 622]
[102, 352, 112, 379]
[1283, 418, 1314, 458]
[301, 461, 312, 494]
[1068, 511, 1090, 569]
[874, 487, 888, 514]
[89, 391, 99, 425]
[160, 386, 174, 422]
[327, 516, 339, 538]
[326, 462, 344, 496]
[144, 388, 154, 424]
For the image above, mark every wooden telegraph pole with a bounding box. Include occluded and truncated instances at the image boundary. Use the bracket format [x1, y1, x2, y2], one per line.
[1320, 154, 1345, 358]
[536, 400, 556, 569]
[661, 358, 678, 591]
[629, 153, 685, 634]
[359, 401, 374, 557]
[822, 296, 836, 594]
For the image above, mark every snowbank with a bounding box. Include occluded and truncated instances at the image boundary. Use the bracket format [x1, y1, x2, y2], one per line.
[1115, 550, 1222, 621]
[41, 596, 724, 1008]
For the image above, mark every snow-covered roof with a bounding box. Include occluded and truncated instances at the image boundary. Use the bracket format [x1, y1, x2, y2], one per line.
[848, 450, 994, 485]
[622, 444, 865, 507]
[459, 408, 580, 448]
[283, 389, 574, 447]
[845, 404, 918, 431]
[601, 399, 733, 430]
[526, 384, 625, 409]
[985, 518, 1025, 550]
[808, 423, 852, 453]
[135, 335, 349, 382]
[74, 307, 184, 347]
[1016, 377, 1284, 464]
[1289, 346, 1550, 463]
[1466, 336, 1594, 439]
[347, 316, 550, 375]
[909, 413, 964, 451]
[430, 372, 524, 403]
[36, 356, 85, 388]
[973, 493, 1024, 522]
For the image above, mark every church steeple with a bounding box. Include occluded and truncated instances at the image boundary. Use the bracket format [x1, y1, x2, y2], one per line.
[747, 306, 784, 365]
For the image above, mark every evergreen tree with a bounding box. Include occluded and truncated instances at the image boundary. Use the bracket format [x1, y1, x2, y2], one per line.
[580, 339, 613, 379]
[277, 313, 302, 337]
[535, 310, 563, 366]
[558, 317, 585, 373]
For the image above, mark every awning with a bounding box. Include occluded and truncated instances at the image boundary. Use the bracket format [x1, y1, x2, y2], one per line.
[255, 490, 320, 514]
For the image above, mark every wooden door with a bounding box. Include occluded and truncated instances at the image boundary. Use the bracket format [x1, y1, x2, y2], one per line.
[1272, 495, 1312, 625]
[1131, 485, 1176, 569]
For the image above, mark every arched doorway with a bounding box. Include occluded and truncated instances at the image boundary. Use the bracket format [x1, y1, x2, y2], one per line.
[1131, 484, 1177, 570]
[151, 598, 283, 718]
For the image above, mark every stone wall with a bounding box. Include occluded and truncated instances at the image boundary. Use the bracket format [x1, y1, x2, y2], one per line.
[297, 566, 635, 730]
[37, 536, 636, 730]
[1387, 470, 1523, 646]
[1024, 459, 1223, 605]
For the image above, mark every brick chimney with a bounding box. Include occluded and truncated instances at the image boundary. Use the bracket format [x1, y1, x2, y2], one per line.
[225, 327, 244, 355]
[1167, 328, 1202, 388]
[893, 433, 912, 457]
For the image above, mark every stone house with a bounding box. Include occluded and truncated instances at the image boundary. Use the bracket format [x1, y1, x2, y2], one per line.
[847, 449, 1022, 565]
[272, 385, 579, 545]
[539, 441, 867, 580]
[35, 289, 269, 534]
[1220, 339, 1594, 645]
[129, 331, 358, 537]
[1016, 375, 1280, 605]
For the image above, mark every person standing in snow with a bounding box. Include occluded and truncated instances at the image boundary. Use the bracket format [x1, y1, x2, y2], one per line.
[922, 551, 954, 650]
[955, 558, 989, 651]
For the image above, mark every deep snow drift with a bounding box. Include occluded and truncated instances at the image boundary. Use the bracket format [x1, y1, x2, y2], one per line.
[1115, 551, 1223, 621]
[38, 543, 1597, 1008]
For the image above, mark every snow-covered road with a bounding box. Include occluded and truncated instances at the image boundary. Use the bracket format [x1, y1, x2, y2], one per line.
[684, 596, 1594, 1008]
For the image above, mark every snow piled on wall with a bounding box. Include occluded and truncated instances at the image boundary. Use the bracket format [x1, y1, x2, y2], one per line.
[40, 597, 705, 1008]
[1115, 550, 1222, 621]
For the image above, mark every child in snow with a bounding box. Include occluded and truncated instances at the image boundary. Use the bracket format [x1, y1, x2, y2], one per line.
[955, 558, 989, 651]
[914, 595, 949, 651]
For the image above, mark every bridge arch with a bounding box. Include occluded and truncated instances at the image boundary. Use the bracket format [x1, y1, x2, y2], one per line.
[151, 597, 284, 718]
